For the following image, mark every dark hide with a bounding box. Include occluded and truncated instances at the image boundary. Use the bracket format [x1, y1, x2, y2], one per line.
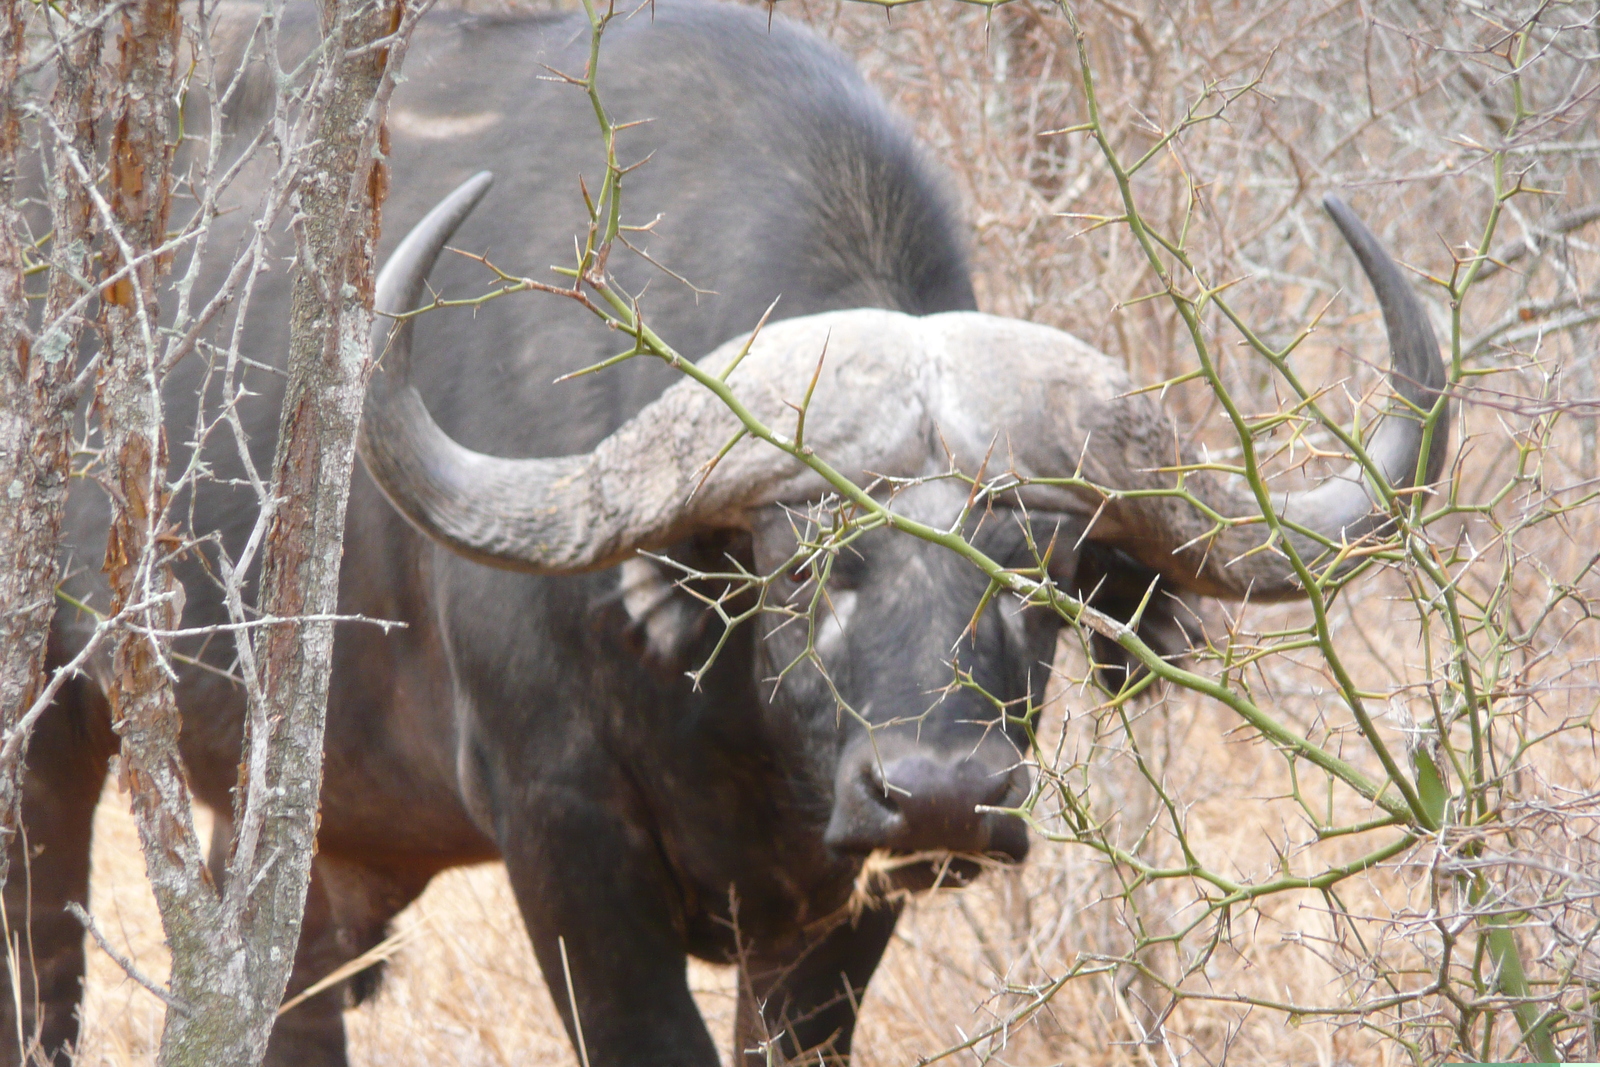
[15, 4, 1184, 1065]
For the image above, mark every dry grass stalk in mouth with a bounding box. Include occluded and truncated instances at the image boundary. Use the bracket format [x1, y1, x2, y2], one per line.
[57, 0, 1600, 1063]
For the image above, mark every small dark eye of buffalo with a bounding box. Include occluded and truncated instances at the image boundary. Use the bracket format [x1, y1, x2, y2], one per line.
[787, 560, 814, 585]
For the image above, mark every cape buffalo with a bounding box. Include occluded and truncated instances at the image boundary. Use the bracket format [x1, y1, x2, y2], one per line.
[14, 2, 1447, 1065]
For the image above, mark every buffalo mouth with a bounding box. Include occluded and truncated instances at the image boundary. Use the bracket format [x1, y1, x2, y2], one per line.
[849, 847, 1021, 902]
[824, 757, 1033, 905]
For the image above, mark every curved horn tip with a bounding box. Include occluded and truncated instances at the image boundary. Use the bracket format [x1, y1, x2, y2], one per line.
[409, 170, 496, 241]
[1320, 193, 1373, 247]
[375, 171, 496, 318]
[457, 169, 495, 204]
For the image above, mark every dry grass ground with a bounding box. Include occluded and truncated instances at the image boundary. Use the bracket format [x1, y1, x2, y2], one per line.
[61, 0, 1600, 1063]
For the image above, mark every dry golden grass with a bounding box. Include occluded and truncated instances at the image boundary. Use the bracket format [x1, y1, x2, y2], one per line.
[65, 0, 1600, 1063]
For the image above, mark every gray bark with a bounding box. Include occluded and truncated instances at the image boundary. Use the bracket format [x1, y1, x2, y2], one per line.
[212, 0, 405, 1054]
[92, 4, 226, 1066]
[88, 0, 413, 1062]
[0, 0, 99, 892]
[0, 0, 44, 891]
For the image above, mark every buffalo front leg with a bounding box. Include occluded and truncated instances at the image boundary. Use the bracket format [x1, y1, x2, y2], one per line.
[500, 782, 721, 1067]
[1, 673, 115, 1067]
[733, 902, 901, 1065]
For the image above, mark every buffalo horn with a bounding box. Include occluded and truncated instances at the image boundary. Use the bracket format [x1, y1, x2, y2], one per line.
[361, 177, 1448, 599]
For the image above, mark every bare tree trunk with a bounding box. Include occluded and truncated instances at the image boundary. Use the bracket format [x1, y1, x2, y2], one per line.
[0, 0, 45, 845]
[91, 3, 230, 1066]
[0, 0, 98, 894]
[211, 0, 405, 1048]
[2, 0, 416, 1055]
[89, 0, 410, 1062]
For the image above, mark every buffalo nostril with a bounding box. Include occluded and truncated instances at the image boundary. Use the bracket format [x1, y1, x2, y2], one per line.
[863, 764, 904, 813]
[825, 747, 1031, 860]
[877, 754, 1018, 852]
[823, 759, 907, 853]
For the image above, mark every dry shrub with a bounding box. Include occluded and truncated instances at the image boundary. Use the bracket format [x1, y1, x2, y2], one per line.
[72, 0, 1600, 1064]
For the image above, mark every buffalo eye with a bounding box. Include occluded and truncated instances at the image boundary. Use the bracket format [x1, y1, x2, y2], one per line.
[787, 559, 814, 586]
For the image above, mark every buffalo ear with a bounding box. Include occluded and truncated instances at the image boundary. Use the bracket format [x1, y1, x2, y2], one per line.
[1071, 542, 1203, 694]
[613, 529, 755, 679]
[615, 556, 702, 675]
